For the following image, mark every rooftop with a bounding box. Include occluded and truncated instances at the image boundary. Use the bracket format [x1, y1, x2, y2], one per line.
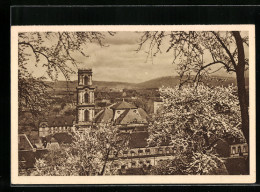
[111, 100, 137, 110]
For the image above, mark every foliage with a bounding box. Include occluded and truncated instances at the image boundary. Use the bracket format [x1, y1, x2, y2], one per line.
[31, 123, 130, 176]
[18, 32, 114, 116]
[137, 31, 248, 85]
[137, 31, 249, 143]
[18, 65, 51, 117]
[150, 152, 228, 175]
[148, 84, 245, 175]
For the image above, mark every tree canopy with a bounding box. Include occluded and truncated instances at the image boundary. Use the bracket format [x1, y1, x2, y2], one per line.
[148, 84, 245, 174]
[137, 31, 249, 143]
[30, 123, 130, 176]
[18, 32, 114, 116]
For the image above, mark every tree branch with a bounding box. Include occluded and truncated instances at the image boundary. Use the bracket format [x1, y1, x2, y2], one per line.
[211, 31, 237, 70]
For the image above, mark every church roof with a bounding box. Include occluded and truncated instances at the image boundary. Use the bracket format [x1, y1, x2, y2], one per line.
[111, 100, 137, 110]
[95, 108, 113, 123]
[115, 108, 148, 125]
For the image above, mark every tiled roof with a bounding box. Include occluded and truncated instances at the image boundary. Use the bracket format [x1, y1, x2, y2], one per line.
[95, 108, 113, 123]
[137, 108, 148, 119]
[111, 101, 137, 110]
[19, 134, 34, 151]
[116, 109, 148, 125]
[129, 132, 149, 148]
[19, 149, 48, 169]
[46, 115, 75, 127]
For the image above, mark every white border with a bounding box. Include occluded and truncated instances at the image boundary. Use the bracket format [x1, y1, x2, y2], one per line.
[11, 25, 256, 184]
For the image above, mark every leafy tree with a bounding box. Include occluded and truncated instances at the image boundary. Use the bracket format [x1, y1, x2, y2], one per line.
[137, 31, 249, 144]
[31, 123, 130, 176]
[148, 84, 245, 175]
[18, 32, 114, 116]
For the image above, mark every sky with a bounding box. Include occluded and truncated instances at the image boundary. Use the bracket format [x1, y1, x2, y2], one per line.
[25, 31, 249, 83]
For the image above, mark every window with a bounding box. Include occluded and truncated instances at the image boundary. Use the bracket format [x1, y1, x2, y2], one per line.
[145, 148, 150, 154]
[138, 149, 143, 154]
[84, 110, 89, 121]
[130, 150, 135, 156]
[84, 76, 89, 85]
[84, 93, 89, 103]
[238, 146, 242, 155]
[243, 146, 247, 153]
[132, 118, 137, 123]
[232, 147, 236, 154]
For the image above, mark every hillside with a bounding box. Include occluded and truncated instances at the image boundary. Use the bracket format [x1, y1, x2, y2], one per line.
[45, 76, 249, 91]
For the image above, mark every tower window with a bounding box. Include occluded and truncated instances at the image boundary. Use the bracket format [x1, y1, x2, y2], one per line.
[84, 93, 89, 103]
[84, 110, 89, 122]
[84, 76, 89, 85]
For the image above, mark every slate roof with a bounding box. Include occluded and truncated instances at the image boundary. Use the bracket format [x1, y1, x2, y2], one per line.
[95, 108, 113, 123]
[129, 132, 149, 148]
[115, 109, 148, 125]
[95, 101, 148, 125]
[46, 133, 73, 144]
[111, 101, 137, 110]
[45, 115, 75, 127]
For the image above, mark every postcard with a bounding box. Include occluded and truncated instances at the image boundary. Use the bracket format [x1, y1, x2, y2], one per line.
[11, 25, 256, 184]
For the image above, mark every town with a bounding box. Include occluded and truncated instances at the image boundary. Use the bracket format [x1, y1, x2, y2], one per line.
[18, 68, 249, 175]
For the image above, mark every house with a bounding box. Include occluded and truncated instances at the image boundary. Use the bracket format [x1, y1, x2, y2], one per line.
[39, 115, 76, 137]
[18, 134, 48, 172]
[95, 100, 149, 132]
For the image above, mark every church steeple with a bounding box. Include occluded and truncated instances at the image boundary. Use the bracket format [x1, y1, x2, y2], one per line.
[76, 69, 95, 128]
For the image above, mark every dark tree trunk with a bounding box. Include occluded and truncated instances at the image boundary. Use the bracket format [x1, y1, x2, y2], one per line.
[232, 31, 249, 144]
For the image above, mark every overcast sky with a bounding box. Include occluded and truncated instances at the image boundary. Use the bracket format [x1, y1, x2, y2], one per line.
[26, 31, 249, 83]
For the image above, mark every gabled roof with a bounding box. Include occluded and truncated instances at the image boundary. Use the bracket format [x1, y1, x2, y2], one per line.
[95, 108, 113, 123]
[111, 100, 137, 110]
[116, 108, 148, 125]
[137, 108, 149, 119]
[18, 134, 34, 150]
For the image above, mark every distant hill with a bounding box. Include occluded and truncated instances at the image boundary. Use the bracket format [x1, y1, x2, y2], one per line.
[135, 76, 180, 89]
[45, 76, 249, 91]
[45, 80, 135, 92]
[136, 75, 249, 89]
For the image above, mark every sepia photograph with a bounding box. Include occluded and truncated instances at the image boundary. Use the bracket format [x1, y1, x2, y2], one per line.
[11, 25, 256, 184]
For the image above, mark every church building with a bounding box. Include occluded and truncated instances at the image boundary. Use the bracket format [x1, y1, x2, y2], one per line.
[39, 68, 149, 136]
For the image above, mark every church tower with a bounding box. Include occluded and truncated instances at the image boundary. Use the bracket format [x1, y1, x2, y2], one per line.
[76, 69, 95, 129]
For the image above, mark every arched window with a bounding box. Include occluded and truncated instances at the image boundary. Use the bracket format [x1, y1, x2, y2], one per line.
[84, 76, 89, 85]
[84, 93, 89, 103]
[84, 110, 89, 122]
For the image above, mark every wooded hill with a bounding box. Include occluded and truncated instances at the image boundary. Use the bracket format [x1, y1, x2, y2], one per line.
[45, 76, 249, 92]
